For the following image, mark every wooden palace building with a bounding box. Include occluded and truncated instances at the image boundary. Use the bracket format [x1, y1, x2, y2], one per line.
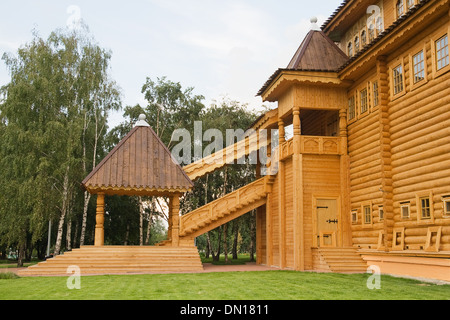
[20, 0, 450, 281]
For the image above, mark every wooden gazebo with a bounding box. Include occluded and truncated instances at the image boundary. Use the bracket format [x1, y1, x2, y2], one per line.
[18, 115, 203, 276]
[81, 114, 194, 247]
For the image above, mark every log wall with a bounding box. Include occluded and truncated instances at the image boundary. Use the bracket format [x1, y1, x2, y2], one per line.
[347, 15, 450, 252]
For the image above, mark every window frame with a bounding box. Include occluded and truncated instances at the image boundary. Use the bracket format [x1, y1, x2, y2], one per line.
[400, 202, 410, 219]
[396, 0, 404, 19]
[415, 191, 435, 224]
[362, 201, 373, 228]
[431, 31, 450, 79]
[409, 44, 428, 91]
[372, 81, 379, 107]
[348, 42, 353, 57]
[443, 196, 450, 217]
[390, 60, 406, 100]
[378, 206, 384, 222]
[436, 34, 449, 71]
[351, 210, 358, 225]
[348, 95, 356, 122]
[359, 88, 368, 115]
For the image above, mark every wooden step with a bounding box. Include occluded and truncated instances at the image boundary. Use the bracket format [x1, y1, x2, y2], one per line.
[18, 246, 204, 276]
[316, 247, 368, 273]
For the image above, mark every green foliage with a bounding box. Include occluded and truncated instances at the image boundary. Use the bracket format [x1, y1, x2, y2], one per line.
[0, 26, 121, 261]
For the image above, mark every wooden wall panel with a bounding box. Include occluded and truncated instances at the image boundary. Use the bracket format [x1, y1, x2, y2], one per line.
[270, 174, 280, 266]
[284, 158, 294, 268]
[348, 105, 383, 249]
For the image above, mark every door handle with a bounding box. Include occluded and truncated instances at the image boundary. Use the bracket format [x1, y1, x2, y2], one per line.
[326, 219, 338, 224]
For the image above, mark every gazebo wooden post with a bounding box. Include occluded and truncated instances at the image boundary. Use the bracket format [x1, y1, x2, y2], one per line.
[95, 193, 105, 246]
[169, 194, 181, 246]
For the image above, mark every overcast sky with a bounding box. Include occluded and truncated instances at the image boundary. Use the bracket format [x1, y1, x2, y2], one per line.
[0, 0, 343, 128]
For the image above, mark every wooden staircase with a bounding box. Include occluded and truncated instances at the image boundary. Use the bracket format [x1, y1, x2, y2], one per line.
[313, 247, 368, 273]
[17, 246, 203, 276]
[175, 177, 272, 241]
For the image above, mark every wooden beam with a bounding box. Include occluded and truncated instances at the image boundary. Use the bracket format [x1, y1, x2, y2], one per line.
[278, 119, 286, 269]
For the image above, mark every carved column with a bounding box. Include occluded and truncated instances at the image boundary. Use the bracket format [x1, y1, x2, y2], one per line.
[277, 119, 286, 269]
[292, 107, 304, 271]
[169, 195, 181, 247]
[339, 108, 352, 247]
[95, 193, 105, 246]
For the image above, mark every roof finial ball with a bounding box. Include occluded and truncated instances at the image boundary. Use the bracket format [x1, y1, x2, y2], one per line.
[310, 16, 320, 31]
[135, 113, 150, 127]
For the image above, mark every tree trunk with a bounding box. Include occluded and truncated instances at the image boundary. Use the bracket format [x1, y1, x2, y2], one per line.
[54, 165, 70, 255]
[17, 243, 25, 268]
[223, 223, 229, 263]
[145, 198, 155, 245]
[79, 191, 91, 246]
[66, 219, 72, 251]
[139, 197, 144, 246]
[124, 222, 130, 246]
[205, 232, 211, 259]
[232, 219, 239, 259]
[250, 210, 256, 262]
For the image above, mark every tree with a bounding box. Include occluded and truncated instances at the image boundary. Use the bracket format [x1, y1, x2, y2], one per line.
[0, 26, 121, 263]
[183, 98, 259, 262]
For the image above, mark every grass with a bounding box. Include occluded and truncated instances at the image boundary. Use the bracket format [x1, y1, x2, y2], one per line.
[0, 271, 448, 300]
[201, 253, 252, 265]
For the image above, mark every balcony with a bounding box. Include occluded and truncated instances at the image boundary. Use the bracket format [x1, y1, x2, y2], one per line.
[279, 135, 344, 161]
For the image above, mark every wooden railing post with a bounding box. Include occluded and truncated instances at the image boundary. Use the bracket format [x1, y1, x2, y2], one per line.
[95, 193, 105, 246]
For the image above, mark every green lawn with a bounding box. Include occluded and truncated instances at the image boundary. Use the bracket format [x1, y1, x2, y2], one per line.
[0, 270, 448, 300]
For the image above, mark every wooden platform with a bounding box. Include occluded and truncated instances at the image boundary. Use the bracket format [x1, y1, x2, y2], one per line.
[312, 247, 368, 273]
[17, 246, 203, 277]
[361, 251, 450, 282]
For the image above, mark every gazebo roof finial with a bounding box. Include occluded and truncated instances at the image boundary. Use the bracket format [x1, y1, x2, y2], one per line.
[135, 114, 150, 127]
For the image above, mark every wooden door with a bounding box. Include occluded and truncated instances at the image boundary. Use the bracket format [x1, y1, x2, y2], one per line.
[316, 199, 338, 247]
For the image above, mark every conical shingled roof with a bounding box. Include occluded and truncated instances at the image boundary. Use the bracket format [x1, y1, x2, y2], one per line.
[257, 27, 348, 97]
[287, 29, 348, 71]
[82, 116, 193, 195]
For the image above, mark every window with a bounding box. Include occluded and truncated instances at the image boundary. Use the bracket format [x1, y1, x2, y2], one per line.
[416, 191, 435, 223]
[376, 17, 383, 35]
[348, 42, 353, 57]
[355, 36, 360, 52]
[393, 64, 404, 95]
[397, 0, 404, 17]
[348, 96, 355, 120]
[361, 30, 367, 47]
[379, 206, 384, 221]
[407, 0, 415, 9]
[401, 203, 410, 219]
[360, 88, 368, 114]
[368, 25, 375, 42]
[363, 205, 372, 225]
[373, 81, 379, 106]
[351, 211, 358, 224]
[419, 196, 431, 219]
[436, 34, 449, 71]
[444, 196, 450, 216]
[413, 50, 425, 83]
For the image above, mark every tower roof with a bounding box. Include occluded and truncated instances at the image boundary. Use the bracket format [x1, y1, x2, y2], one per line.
[287, 28, 348, 71]
[258, 21, 348, 98]
[82, 115, 193, 196]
